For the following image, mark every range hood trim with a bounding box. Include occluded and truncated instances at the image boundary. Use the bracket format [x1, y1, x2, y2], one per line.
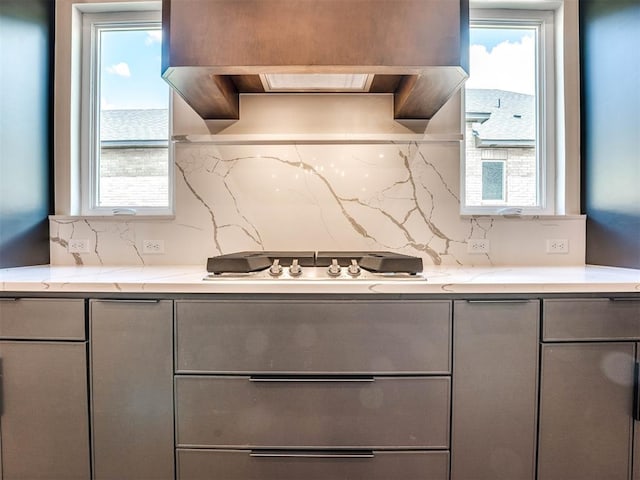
[163, 68, 468, 121]
[164, 65, 465, 75]
[171, 133, 464, 146]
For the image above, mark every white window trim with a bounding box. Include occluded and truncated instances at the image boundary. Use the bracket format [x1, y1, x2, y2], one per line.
[461, 8, 556, 216]
[80, 9, 174, 216]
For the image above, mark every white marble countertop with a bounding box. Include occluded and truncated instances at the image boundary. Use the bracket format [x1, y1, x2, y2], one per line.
[1, 265, 639, 294]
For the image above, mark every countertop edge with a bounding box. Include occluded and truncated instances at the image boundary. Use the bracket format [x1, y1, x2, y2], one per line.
[1, 265, 639, 295]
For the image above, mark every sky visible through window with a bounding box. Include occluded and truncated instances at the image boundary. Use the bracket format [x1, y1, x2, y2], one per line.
[100, 28, 168, 110]
[467, 26, 536, 95]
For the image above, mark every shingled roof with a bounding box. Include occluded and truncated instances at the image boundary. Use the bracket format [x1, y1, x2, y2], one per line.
[100, 109, 169, 146]
[466, 89, 535, 147]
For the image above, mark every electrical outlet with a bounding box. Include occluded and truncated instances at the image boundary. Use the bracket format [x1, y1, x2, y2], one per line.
[68, 238, 90, 253]
[546, 239, 569, 254]
[142, 239, 165, 254]
[467, 238, 490, 254]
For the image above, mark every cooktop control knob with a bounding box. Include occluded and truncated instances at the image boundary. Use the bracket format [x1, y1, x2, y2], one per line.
[347, 259, 361, 277]
[289, 259, 302, 277]
[269, 259, 283, 277]
[327, 258, 342, 277]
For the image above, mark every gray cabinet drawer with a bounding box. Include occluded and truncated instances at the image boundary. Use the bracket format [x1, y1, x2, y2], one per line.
[176, 376, 450, 449]
[0, 298, 85, 340]
[177, 448, 449, 480]
[175, 300, 451, 374]
[543, 298, 640, 341]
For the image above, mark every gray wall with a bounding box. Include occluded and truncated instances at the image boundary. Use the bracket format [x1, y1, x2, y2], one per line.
[0, 0, 53, 267]
[581, 0, 640, 269]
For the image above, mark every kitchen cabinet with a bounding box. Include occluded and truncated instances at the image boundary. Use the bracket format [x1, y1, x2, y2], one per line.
[0, 298, 89, 480]
[174, 299, 452, 480]
[1, 288, 637, 479]
[451, 299, 539, 480]
[538, 298, 640, 480]
[90, 299, 174, 480]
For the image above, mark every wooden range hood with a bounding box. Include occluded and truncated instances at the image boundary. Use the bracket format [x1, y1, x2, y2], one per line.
[161, 0, 469, 121]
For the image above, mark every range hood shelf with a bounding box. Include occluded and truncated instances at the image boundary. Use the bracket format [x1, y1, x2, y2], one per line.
[171, 133, 463, 145]
[162, 0, 469, 121]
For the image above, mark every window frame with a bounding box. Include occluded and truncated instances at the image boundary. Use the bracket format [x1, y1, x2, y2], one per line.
[80, 10, 173, 216]
[461, 8, 556, 216]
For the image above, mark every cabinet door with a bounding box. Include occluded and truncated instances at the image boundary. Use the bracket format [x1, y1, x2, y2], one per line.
[635, 348, 640, 480]
[0, 341, 90, 480]
[452, 300, 539, 480]
[539, 343, 635, 480]
[90, 299, 174, 480]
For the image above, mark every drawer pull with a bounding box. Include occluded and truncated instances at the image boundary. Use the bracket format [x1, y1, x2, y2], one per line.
[250, 450, 375, 459]
[466, 299, 531, 304]
[249, 375, 375, 383]
[610, 297, 640, 302]
[92, 299, 160, 304]
[0, 357, 3, 416]
[0, 298, 18, 302]
[634, 361, 640, 422]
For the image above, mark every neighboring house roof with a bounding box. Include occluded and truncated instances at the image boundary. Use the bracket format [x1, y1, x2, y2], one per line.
[466, 89, 535, 147]
[101, 109, 169, 146]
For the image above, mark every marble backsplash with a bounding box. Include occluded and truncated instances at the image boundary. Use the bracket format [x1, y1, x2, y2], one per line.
[50, 141, 585, 266]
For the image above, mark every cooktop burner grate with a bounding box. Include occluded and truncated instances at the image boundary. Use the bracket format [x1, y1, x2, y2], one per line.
[206, 250, 423, 277]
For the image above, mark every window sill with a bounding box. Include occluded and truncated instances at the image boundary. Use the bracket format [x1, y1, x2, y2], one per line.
[50, 214, 176, 222]
[460, 214, 586, 220]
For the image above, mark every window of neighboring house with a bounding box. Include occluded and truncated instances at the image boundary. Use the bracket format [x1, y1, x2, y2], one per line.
[462, 9, 555, 215]
[481, 160, 506, 202]
[81, 11, 172, 215]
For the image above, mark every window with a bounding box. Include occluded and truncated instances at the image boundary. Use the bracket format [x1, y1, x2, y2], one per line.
[482, 160, 506, 201]
[81, 11, 172, 215]
[462, 9, 555, 215]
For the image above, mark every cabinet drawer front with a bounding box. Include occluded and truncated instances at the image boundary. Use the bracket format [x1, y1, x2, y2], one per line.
[176, 376, 450, 449]
[177, 449, 449, 480]
[543, 298, 640, 341]
[175, 301, 451, 374]
[0, 298, 85, 340]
